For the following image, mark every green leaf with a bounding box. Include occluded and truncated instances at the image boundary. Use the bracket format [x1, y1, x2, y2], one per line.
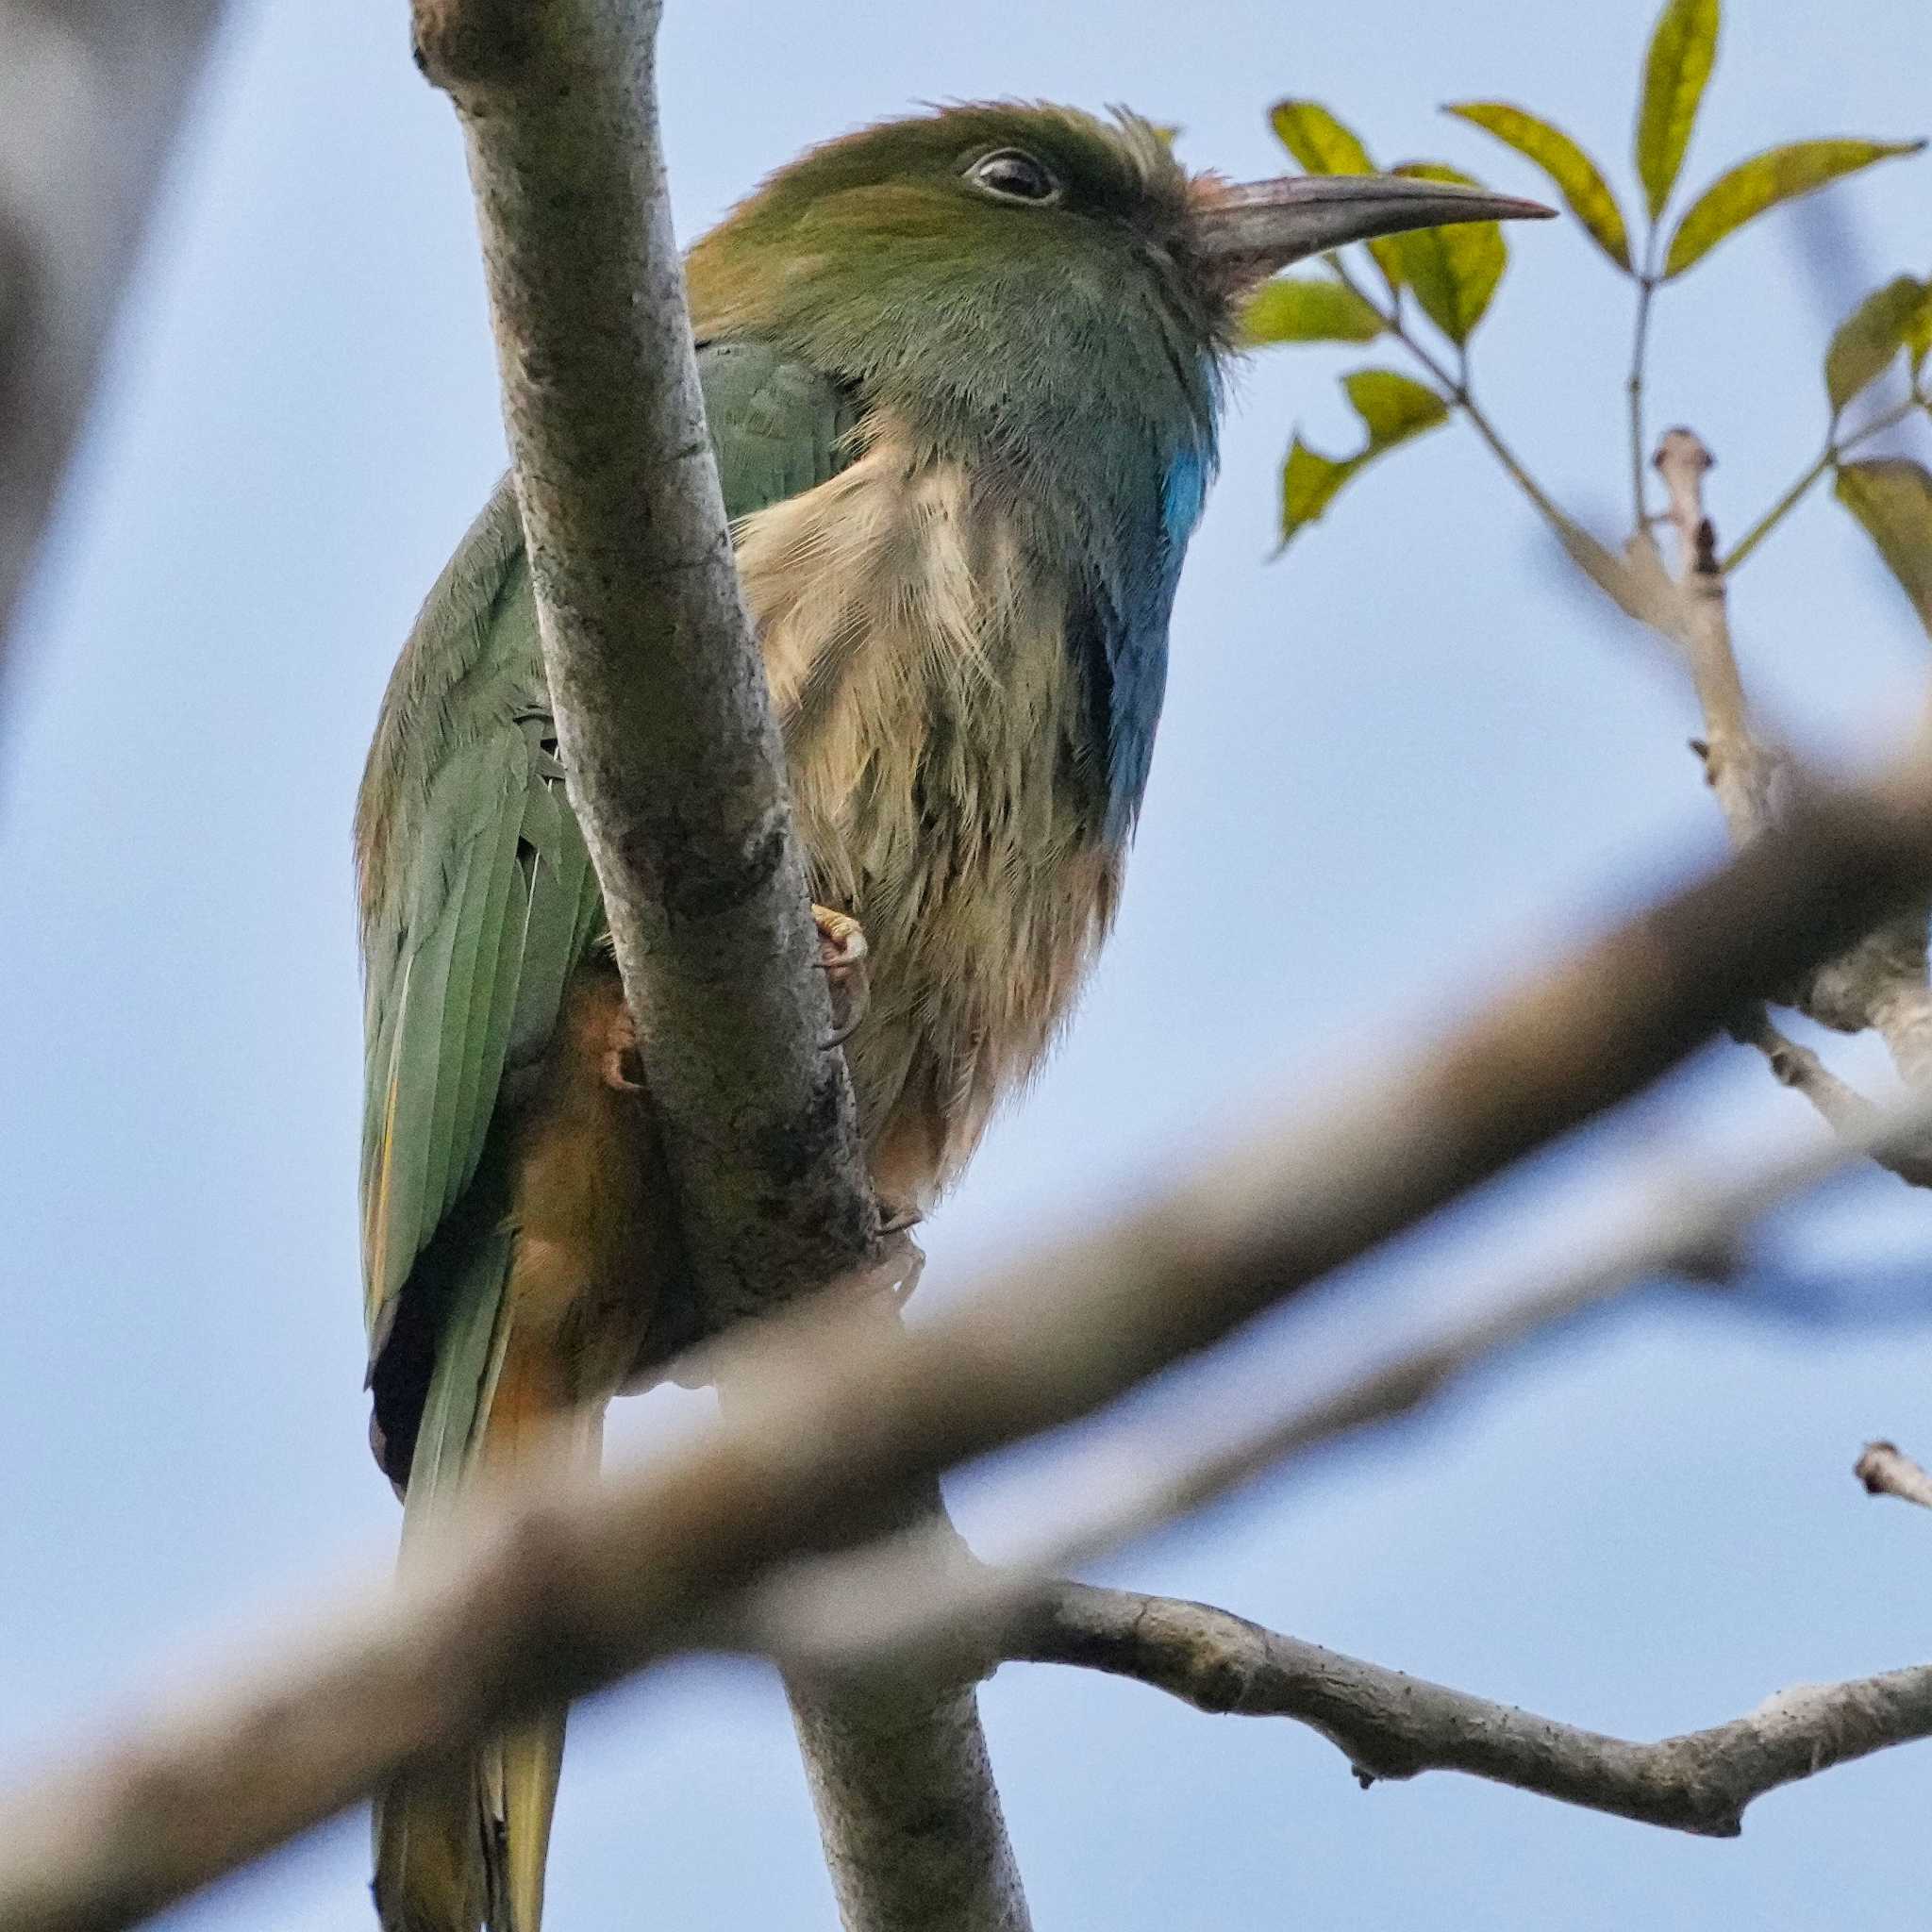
[1906, 281, 1932, 382]
[1268, 100, 1405, 297]
[1663, 139, 1926, 279]
[1389, 162, 1507, 344]
[1824, 276, 1929, 413]
[1344, 368, 1452, 448]
[1836, 458, 1932, 638]
[1281, 438, 1362, 544]
[1635, 0, 1721, 219]
[1241, 275, 1386, 347]
[1278, 370, 1450, 549]
[1444, 101, 1632, 273]
[1270, 100, 1376, 175]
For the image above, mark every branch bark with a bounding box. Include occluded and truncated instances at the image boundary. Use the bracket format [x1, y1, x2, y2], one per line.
[0, 0, 224, 667]
[1857, 1439, 1932, 1510]
[1012, 1582, 1932, 1838]
[410, 3, 1016, 1926]
[1649, 426, 1932, 1153]
[11, 743, 1932, 1927]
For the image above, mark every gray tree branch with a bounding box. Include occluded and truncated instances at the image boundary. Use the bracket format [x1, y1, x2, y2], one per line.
[9, 743, 1932, 1928]
[0, 0, 224, 666]
[408, 2, 1021, 1925]
[1010, 1582, 1932, 1837]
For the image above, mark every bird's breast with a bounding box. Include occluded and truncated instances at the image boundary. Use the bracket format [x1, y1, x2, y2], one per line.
[736, 423, 1122, 1208]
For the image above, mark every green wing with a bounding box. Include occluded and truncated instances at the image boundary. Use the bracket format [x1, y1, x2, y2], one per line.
[355, 340, 858, 1481]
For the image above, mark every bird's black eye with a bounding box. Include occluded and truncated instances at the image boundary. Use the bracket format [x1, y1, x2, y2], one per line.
[966, 148, 1060, 206]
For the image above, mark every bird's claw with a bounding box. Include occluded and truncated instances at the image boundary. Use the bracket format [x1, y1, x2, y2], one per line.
[814, 905, 870, 1049]
[600, 1002, 645, 1091]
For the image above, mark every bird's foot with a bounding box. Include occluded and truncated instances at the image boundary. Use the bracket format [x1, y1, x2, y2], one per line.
[600, 1000, 644, 1092]
[814, 905, 870, 1048]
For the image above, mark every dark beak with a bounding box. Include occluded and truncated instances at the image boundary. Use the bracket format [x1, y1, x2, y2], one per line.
[1194, 174, 1554, 277]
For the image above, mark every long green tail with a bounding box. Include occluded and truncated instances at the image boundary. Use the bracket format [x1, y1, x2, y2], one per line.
[372, 1235, 587, 1932]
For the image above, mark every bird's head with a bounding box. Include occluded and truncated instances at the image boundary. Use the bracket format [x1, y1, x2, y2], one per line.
[687, 101, 1547, 460]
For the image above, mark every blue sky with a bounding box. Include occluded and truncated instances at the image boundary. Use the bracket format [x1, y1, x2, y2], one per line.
[4, 1, 1931, 1926]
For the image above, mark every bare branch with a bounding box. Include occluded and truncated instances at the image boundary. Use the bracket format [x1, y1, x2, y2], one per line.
[1653, 427, 1790, 849]
[1729, 1007, 1932, 1186]
[11, 746, 1932, 1927]
[1010, 1582, 1932, 1838]
[0, 0, 223, 666]
[1857, 1440, 1932, 1511]
[1650, 425, 1932, 1148]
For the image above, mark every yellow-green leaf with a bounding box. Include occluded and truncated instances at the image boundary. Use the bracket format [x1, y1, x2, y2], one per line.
[1344, 368, 1451, 448]
[1825, 276, 1929, 413]
[1907, 281, 1932, 381]
[1664, 139, 1926, 279]
[1389, 162, 1507, 344]
[1277, 370, 1450, 548]
[1635, 0, 1721, 219]
[1281, 437, 1361, 544]
[1836, 458, 1932, 639]
[1444, 101, 1632, 273]
[1241, 275, 1386, 347]
[1270, 100, 1375, 175]
[1268, 100, 1405, 297]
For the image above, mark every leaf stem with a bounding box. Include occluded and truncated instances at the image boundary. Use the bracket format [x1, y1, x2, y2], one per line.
[1627, 272, 1657, 531]
[1722, 395, 1926, 572]
[1334, 255, 1573, 538]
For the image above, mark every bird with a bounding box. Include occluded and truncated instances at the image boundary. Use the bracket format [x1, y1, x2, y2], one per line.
[354, 101, 1546, 1932]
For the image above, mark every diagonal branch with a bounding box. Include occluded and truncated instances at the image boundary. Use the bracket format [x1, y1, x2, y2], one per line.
[11, 745, 1932, 1927]
[0, 0, 225, 669]
[409, 3, 1021, 1926]
[1012, 1582, 1932, 1837]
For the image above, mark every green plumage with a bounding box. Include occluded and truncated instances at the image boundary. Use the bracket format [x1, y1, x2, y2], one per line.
[357, 343, 858, 1487]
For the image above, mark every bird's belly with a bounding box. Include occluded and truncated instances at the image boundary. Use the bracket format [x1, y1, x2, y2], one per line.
[738, 437, 1122, 1209]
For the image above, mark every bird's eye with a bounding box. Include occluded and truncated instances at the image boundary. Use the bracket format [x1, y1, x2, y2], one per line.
[966, 148, 1060, 205]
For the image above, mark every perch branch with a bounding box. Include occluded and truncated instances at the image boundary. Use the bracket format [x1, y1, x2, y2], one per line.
[409, 3, 1023, 1926]
[10, 742, 1932, 1927]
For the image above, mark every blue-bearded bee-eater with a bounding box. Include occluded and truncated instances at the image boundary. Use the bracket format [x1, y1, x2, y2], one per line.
[355, 101, 1548, 1932]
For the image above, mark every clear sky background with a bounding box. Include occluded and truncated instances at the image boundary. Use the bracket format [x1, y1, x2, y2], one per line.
[5, 1, 1932, 1926]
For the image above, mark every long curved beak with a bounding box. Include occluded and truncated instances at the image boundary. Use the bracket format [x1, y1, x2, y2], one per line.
[1194, 175, 1554, 276]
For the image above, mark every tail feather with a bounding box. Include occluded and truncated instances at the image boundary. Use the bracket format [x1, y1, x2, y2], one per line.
[375, 1247, 595, 1932]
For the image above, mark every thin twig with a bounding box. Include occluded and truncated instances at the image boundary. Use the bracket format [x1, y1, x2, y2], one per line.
[1009, 1583, 1932, 1838]
[1627, 271, 1657, 530]
[1857, 1440, 1932, 1510]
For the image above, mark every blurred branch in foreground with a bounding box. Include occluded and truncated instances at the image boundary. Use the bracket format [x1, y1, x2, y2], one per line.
[9, 739, 1932, 1929]
[0, 0, 223, 668]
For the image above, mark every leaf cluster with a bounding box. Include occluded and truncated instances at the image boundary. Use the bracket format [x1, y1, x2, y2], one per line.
[1243, 0, 1930, 630]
